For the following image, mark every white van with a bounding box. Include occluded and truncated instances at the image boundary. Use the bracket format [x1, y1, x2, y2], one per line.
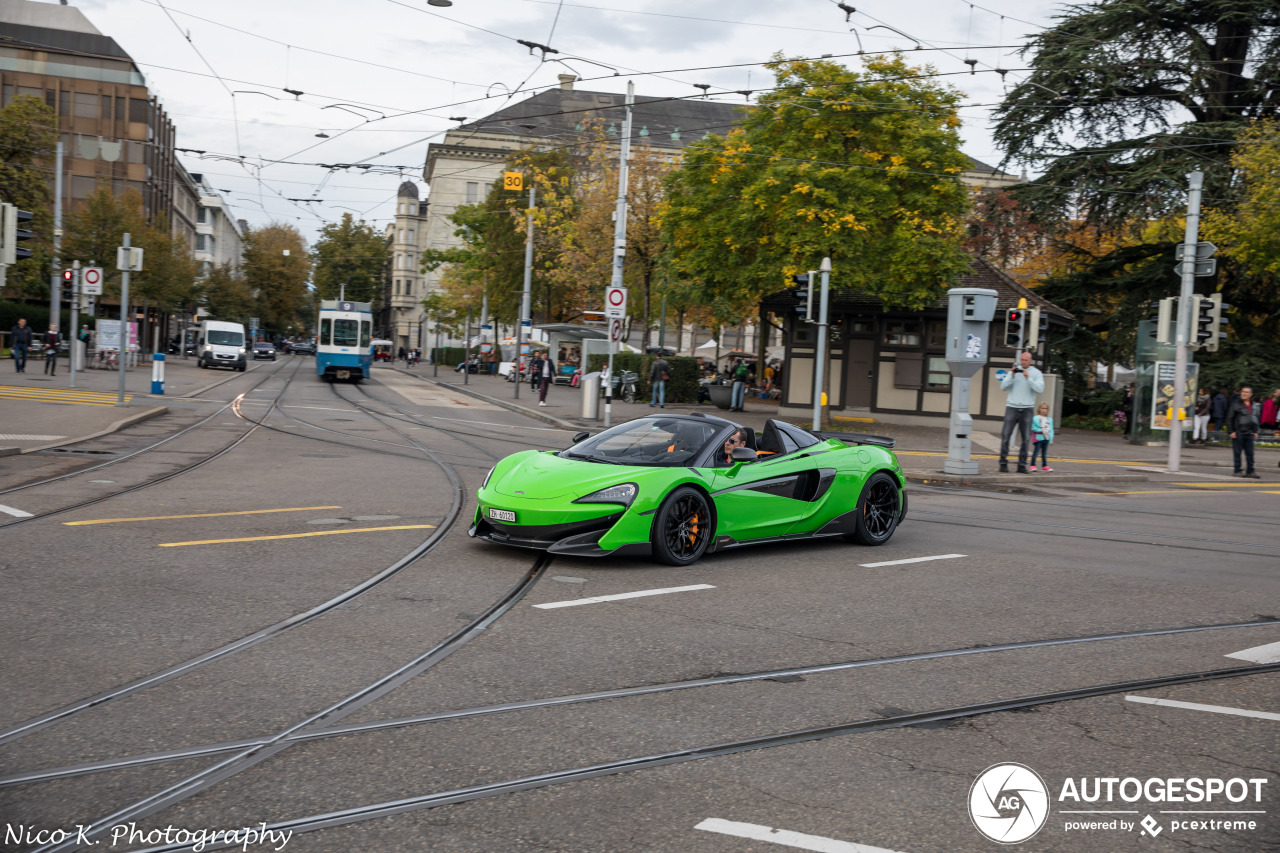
[197, 320, 247, 371]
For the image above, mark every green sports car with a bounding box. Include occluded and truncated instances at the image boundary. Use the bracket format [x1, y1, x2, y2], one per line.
[470, 413, 907, 566]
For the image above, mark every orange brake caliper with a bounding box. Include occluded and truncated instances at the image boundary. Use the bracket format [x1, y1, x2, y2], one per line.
[688, 513, 699, 546]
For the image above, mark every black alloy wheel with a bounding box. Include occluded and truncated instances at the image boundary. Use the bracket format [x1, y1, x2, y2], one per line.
[846, 471, 900, 546]
[652, 486, 712, 566]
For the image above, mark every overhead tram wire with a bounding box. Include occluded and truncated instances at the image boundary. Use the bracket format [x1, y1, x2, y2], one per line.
[151, 0, 242, 157]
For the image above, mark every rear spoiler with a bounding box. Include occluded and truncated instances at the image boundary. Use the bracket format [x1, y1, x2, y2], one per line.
[812, 431, 897, 450]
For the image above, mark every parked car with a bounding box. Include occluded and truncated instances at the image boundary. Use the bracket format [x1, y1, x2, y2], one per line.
[290, 341, 316, 355]
[252, 342, 277, 361]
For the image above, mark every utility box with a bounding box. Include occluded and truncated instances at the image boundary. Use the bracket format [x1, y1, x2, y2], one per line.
[943, 288, 998, 475]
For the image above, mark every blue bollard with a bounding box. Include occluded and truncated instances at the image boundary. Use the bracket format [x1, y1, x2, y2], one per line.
[151, 352, 165, 394]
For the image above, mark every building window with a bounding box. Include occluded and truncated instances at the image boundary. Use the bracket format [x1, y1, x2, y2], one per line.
[925, 357, 951, 390]
[407, 228, 414, 242]
[465, 182, 479, 204]
[116, 96, 126, 122]
[128, 141, 145, 163]
[882, 320, 921, 347]
[927, 321, 947, 349]
[893, 352, 923, 389]
[74, 92, 98, 118]
[790, 323, 815, 345]
[70, 175, 97, 199]
[129, 98, 148, 123]
[197, 207, 207, 224]
[195, 234, 215, 253]
[101, 95, 113, 120]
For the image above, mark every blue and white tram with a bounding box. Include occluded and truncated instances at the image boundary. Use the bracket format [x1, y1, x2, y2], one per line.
[316, 299, 373, 382]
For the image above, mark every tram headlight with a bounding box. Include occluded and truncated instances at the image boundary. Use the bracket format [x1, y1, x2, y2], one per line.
[573, 483, 637, 508]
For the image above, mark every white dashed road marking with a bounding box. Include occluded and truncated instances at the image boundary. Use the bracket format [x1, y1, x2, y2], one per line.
[533, 584, 714, 609]
[859, 553, 966, 567]
[0, 504, 33, 518]
[1225, 640, 1280, 664]
[1126, 696, 1280, 723]
[695, 819, 907, 853]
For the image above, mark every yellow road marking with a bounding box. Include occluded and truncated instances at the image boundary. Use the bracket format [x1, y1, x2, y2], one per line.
[158, 524, 434, 547]
[0, 386, 131, 406]
[65, 506, 343, 526]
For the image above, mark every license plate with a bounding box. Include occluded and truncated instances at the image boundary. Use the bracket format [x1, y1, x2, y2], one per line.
[488, 508, 516, 523]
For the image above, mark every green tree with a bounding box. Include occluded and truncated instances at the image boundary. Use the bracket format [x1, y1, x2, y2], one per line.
[992, 0, 1280, 383]
[311, 213, 391, 305]
[661, 54, 972, 317]
[242, 223, 311, 334]
[199, 262, 255, 322]
[0, 96, 58, 297]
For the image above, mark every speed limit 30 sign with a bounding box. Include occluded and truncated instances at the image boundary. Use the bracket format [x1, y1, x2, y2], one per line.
[605, 285, 627, 319]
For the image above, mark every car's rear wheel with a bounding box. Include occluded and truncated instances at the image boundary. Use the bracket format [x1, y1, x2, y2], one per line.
[651, 486, 711, 566]
[845, 472, 900, 546]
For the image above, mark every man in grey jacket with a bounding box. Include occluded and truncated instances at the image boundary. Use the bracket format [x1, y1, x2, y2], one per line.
[649, 356, 670, 408]
[999, 351, 1045, 474]
[1226, 386, 1260, 478]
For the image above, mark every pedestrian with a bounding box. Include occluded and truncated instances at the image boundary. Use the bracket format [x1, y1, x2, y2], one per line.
[43, 326, 61, 376]
[1030, 402, 1055, 472]
[1210, 387, 1229, 435]
[1226, 386, 1260, 478]
[1262, 388, 1280, 431]
[730, 359, 750, 412]
[1192, 387, 1211, 444]
[761, 360, 775, 398]
[9, 317, 32, 373]
[998, 351, 1044, 473]
[536, 350, 555, 406]
[649, 354, 670, 408]
[487, 348, 498, 375]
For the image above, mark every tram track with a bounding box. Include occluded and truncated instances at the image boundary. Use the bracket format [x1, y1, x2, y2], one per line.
[30, 554, 553, 853]
[0, 364, 470, 749]
[3, 615, 1274, 790]
[120, 659, 1280, 852]
[0, 359, 303, 528]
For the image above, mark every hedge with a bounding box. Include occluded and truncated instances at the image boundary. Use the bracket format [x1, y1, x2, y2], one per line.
[586, 353, 700, 403]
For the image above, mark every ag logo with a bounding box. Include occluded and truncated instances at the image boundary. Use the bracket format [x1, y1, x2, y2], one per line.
[969, 763, 1050, 844]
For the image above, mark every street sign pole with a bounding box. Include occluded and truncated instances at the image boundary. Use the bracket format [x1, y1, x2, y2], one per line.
[68, 261, 79, 388]
[117, 233, 131, 406]
[1168, 171, 1204, 474]
[515, 185, 535, 400]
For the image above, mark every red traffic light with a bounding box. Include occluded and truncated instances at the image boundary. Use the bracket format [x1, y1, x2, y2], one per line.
[62, 269, 74, 281]
[1008, 309, 1023, 322]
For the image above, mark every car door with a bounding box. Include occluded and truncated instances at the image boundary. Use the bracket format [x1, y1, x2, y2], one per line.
[706, 446, 835, 543]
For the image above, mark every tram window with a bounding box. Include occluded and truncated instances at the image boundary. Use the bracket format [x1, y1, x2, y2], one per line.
[320, 318, 331, 346]
[360, 321, 371, 347]
[333, 319, 360, 347]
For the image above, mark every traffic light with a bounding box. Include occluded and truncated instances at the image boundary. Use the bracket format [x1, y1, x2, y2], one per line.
[0, 204, 34, 265]
[61, 268, 74, 301]
[1147, 297, 1176, 344]
[1025, 307, 1043, 348]
[791, 272, 813, 319]
[1004, 308, 1025, 348]
[1191, 293, 1229, 352]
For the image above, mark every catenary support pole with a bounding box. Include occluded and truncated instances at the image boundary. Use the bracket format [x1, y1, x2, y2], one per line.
[605, 81, 634, 428]
[49, 140, 63, 336]
[68, 261, 79, 388]
[1168, 171, 1203, 474]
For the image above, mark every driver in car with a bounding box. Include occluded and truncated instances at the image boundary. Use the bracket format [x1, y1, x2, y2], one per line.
[717, 428, 747, 466]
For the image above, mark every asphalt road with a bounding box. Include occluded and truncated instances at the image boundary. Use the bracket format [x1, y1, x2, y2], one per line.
[1, 362, 1276, 853]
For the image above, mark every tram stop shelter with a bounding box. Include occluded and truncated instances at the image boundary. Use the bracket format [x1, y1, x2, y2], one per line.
[534, 324, 610, 384]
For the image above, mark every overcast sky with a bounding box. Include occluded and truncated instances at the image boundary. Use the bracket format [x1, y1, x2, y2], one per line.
[63, 0, 1071, 245]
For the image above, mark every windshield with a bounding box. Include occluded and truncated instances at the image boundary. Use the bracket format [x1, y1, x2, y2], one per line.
[207, 329, 243, 346]
[333, 319, 360, 347]
[561, 417, 721, 467]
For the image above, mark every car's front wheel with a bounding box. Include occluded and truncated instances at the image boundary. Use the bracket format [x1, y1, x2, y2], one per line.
[845, 472, 901, 546]
[651, 486, 712, 566]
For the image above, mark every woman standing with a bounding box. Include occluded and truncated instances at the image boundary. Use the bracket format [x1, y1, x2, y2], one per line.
[1192, 388, 1211, 444]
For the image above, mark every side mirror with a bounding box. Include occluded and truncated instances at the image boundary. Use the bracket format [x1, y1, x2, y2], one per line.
[572, 431, 590, 444]
[730, 446, 758, 462]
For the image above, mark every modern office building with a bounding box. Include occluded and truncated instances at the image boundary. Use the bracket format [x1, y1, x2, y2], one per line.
[0, 0, 179, 223]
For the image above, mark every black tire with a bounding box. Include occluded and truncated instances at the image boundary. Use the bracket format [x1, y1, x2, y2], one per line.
[651, 486, 712, 566]
[845, 471, 901, 546]
[623, 388, 636, 404]
[198, 357, 206, 369]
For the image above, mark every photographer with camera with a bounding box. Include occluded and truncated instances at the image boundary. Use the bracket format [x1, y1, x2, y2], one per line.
[999, 351, 1045, 473]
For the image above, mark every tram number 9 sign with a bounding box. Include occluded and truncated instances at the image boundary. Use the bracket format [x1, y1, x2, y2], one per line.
[503, 172, 523, 191]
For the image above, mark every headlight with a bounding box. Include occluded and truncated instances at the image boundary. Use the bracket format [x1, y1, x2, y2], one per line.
[481, 466, 495, 489]
[573, 483, 637, 508]
[204, 345, 212, 352]
[238, 347, 246, 353]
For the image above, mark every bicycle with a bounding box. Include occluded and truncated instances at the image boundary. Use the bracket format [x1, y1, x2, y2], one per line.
[95, 349, 119, 369]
